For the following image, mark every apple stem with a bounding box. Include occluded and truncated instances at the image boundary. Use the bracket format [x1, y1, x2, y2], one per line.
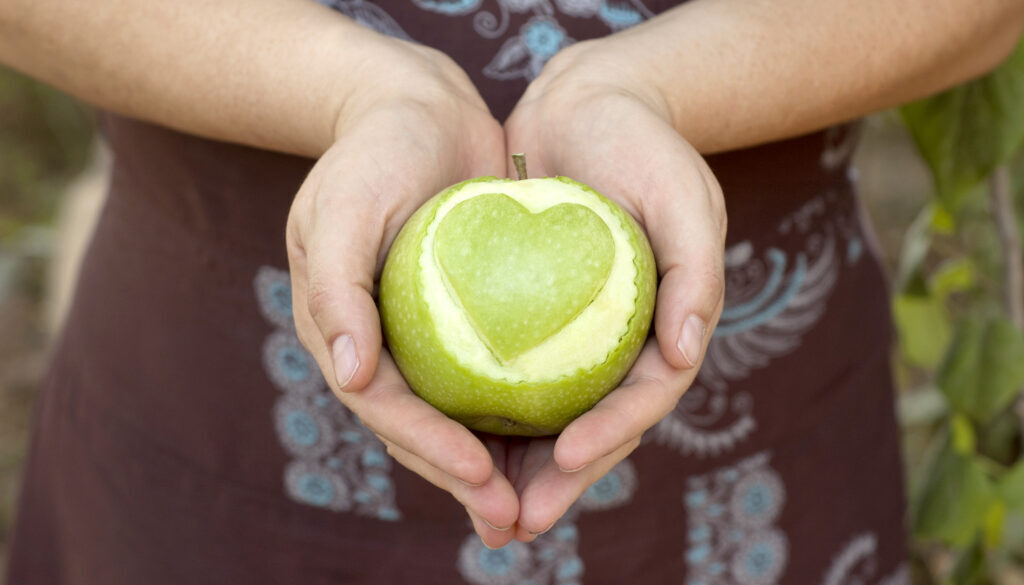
[512, 153, 528, 181]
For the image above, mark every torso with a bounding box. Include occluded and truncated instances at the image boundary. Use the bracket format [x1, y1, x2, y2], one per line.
[4, 3, 908, 584]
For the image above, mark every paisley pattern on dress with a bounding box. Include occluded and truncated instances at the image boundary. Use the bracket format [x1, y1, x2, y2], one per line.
[457, 459, 637, 584]
[683, 452, 788, 585]
[255, 266, 401, 520]
[820, 533, 910, 585]
[316, 0, 413, 39]
[653, 191, 862, 458]
[319, 0, 652, 81]
[820, 125, 862, 173]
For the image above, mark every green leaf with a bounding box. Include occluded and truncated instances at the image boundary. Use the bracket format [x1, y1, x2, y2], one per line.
[901, 39, 1024, 211]
[938, 317, 1024, 422]
[951, 413, 977, 455]
[1001, 460, 1024, 512]
[896, 204, 937, 292]
[915, 440, 995, 546]
[983, 499, 1006, 550]
[894, 293, 953, 368]
[931, 205, 956, 235]
[930, 257, 976, 299]
[976, 408, 1022, 465]
[947, 538, 989, 585]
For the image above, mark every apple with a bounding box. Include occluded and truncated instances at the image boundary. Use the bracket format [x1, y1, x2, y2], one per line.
[379, 163, 657, 436]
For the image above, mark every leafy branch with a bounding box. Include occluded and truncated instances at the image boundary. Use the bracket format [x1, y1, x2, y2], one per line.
[898, 38, 1024, 583]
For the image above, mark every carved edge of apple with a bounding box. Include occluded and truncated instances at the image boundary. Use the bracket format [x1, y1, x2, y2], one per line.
[380, 176, 657, 436]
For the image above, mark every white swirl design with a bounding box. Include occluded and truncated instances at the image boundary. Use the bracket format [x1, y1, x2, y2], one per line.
[256, 266, 401, 521]
[457, 459, 637, 584]
[654, 192, 857, 458]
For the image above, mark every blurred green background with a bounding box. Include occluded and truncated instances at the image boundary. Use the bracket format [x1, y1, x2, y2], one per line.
[0, 68, 94, 577]
[0, 60, 1022, 581]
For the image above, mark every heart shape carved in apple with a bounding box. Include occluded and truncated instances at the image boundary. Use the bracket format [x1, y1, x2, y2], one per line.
[434, 193, 615, 363]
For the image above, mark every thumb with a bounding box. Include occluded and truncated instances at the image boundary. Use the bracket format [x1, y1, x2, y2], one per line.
[646, 147, 727, 371]
[287, 162, 384, 394]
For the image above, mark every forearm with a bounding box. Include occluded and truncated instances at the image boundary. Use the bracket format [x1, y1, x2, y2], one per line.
[565, 0, 1024, 153]
[0, 0, 391, 157]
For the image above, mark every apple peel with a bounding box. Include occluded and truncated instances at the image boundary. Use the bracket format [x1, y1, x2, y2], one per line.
[380, 176, 657, 436]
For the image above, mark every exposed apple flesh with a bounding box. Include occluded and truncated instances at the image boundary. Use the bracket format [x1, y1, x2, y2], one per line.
[380, 176, 656, 436]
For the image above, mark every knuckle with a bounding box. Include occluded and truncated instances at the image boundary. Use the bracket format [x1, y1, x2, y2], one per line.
[698, 257, 726, 304]
[626, 435, 643, 452]
[305, 281, 337, 326]
[611, 396, 649, 438]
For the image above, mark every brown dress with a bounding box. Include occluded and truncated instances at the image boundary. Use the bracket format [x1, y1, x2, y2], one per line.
[6, 0, 908, 583]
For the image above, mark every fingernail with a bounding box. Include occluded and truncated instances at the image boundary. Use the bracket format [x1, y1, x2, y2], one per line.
[333, 334, 359, 390]
[528, 522, 555, 536]
[457, 477, 484, 488]
[678, 315, 706, 368]
[483, 518, 512, 532]
[558, 462, 588, 473]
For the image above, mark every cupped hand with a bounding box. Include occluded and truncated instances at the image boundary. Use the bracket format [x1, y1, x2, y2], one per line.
[286, 39, 518, 548]
[502, 40, 727, 541]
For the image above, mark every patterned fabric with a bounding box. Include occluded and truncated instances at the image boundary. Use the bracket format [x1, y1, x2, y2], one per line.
[653, 188, 863, 458]
[256, 267, 402, 519]
[4, 1, 908, 583]
[683, 452, 788, 585]
[317, 0, 654, 82]
[458, 461, 637, 584]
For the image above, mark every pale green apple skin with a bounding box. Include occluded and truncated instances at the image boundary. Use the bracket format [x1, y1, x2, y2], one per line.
[380, 176, 657, 436]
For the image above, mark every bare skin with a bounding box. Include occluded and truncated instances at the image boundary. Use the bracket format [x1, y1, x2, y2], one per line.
[2, 0, 1022, 549]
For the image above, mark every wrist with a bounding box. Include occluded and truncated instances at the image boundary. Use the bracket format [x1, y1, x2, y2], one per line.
[525, 38, 674, 126]
[329, 39, 491, 145]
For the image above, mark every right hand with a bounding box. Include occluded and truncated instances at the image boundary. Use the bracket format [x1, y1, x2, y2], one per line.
[285, 38, 519, 548]
[500, 40, 727, 541]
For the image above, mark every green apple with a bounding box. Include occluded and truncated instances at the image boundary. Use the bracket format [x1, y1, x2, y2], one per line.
[379, 171, 657, 436]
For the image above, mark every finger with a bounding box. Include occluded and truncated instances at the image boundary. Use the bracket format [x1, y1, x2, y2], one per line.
[513, 438, 640, 541]
[383, 438, 519, 547]
[287, 157, 384, 394]
[644, 141, 727, 370]
[467, 510, 517, 550]
[337, 353, 496, 487]
[551, 339, 688, 473]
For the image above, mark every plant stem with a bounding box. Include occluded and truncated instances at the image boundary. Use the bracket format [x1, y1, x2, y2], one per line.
[989, 165, 1024, 450]
[989, 166, 1024, 330]
[512, 153, 528, 181]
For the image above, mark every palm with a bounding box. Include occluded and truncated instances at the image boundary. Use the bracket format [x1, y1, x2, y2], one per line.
[288, 90, 523, 548]
[502, 87, 726, 540]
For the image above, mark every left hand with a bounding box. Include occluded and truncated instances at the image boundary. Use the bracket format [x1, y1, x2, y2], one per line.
[285, 39, 521, 549]
[501, 39, 727, 542]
